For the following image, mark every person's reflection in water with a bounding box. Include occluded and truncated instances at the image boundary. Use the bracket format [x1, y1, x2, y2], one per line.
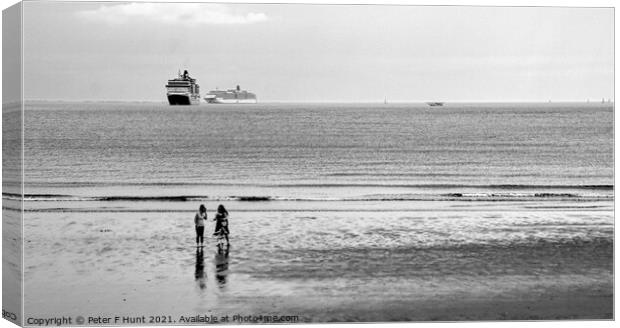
[195, 247, 207, 290]
[214, 245, 230, 288]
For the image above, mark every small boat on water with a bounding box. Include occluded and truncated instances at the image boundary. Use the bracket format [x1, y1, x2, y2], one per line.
[427, 102, 444, 107]
[165, 70, 200, 105]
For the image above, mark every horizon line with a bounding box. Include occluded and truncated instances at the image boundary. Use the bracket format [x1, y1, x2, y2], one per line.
[18, 98, 616, 104]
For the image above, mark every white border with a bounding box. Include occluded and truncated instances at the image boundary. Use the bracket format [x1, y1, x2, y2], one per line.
[0, 1, 616, 328]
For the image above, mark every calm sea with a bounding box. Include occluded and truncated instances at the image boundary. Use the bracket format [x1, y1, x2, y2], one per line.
[13, 101, 614, 211]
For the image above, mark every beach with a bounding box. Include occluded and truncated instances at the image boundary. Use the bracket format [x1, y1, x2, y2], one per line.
[22, 201, 612, 321]
[16, 102, 614, 322]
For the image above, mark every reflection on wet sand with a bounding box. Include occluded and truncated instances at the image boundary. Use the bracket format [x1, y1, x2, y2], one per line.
[195, 247, 206, 290]
[214, 245, 230, 288]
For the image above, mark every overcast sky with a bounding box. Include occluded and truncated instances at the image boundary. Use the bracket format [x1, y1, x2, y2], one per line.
[21, 1, 613, 102]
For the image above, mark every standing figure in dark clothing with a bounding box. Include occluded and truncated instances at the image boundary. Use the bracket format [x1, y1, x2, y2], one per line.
[194, 204, 207, 246]
[213, 204, 230, 246]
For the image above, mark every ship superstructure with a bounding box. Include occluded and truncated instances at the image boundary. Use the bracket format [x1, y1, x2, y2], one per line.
[166, 70, 200, 105]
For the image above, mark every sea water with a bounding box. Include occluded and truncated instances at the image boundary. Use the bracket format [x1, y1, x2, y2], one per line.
[15, 101, 614, 204]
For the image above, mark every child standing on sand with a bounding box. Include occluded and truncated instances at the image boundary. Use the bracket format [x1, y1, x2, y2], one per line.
[194, 204, 207, 246]
[213, 204, 230, 246]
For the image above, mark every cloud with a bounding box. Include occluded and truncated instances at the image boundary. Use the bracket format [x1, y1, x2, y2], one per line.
[77, 3, 268, 26]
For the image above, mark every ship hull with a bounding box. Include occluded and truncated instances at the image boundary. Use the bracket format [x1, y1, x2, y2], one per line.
[167, 94, 200, 105]
[204, 98, 257, 104]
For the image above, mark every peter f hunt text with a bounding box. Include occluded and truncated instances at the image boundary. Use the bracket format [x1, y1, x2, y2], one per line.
[27, 316, 169, 326]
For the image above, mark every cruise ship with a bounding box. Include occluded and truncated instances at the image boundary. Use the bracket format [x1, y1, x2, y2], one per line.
[165, 70, 200, 105]
[204, 85, 257, 104]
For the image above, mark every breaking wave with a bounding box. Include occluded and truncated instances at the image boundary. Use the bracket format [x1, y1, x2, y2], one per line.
[3, 191, 613, 203]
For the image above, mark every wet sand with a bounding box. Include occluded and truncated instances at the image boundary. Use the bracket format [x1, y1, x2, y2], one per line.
[21, 204, 612, 322]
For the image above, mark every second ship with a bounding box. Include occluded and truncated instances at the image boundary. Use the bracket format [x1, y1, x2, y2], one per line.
[204, 85, 257, 104]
